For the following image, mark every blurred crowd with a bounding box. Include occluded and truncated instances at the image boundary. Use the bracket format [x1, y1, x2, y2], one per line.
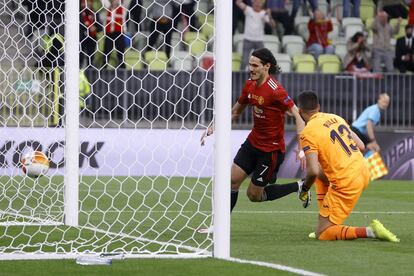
[22, 0, 414, 73]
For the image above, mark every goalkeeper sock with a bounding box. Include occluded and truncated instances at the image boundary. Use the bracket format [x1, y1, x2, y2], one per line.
[263, 182, 298, 201]
[318, 225, 368, 240]
[230, 190, 239, 212]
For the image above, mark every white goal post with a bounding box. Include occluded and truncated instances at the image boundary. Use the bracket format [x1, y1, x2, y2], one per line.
[0, 0, 231, 260]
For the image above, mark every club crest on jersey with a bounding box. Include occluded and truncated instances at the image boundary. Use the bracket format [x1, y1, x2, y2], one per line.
[250, 94, 264, 105]
[253, 106, 263, 114]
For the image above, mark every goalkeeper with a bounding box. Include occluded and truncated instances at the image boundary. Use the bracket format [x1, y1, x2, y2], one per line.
[297, 91, 399, 242]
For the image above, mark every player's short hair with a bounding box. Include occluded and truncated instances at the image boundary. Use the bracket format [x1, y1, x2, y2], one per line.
[298, 90, 319, 111]
[251, 48, 281, 75]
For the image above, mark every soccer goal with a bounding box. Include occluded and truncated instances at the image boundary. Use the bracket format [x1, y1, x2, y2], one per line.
[0, 0, 231, 260]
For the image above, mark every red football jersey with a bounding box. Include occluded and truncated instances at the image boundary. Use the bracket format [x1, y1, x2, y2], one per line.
[238, 76, 294, 152]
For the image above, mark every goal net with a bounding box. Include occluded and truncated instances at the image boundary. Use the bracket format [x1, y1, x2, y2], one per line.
[0, 0, 231, 259]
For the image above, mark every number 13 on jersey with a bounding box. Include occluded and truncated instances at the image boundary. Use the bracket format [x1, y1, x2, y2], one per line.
[330, 124, 359, 156]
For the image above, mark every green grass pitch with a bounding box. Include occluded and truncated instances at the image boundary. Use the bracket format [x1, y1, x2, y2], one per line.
[0, 177, 412, 275]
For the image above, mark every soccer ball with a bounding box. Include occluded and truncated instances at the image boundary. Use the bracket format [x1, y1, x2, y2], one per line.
[21, 151, 50, 178]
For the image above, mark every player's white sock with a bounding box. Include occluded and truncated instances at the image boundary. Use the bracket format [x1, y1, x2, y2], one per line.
[366, 226, 375, 238]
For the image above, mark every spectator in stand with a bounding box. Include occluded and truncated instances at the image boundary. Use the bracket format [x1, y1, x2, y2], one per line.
[145, 0, 175, 58]
[344, 31, 371, 72]
[127, 0, 142, 35]
[395, 24, 414, 72]
[371, 11, 401, 72]
[343, 0, 361, 18]
[236, 0, 275, 71]
[266, 0, 294, 35]
[102, 0, 127, 68]
[46, 0, 65, 36]
[80, 0, 101, 68]
[408, 0, 414, 25]
[291, 0, 318, 21]
[377, 0, 408, 19]
[22, 0, 47, 39]
[306, 10, 335, 59]
[233, 0, 251, 34]
[172, 0, 200, 32]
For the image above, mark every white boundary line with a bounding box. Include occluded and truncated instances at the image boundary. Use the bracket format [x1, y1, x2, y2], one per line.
[81, 225, 210, 255]
[228, 257, 326, 276]
[3, 210, 414, 215]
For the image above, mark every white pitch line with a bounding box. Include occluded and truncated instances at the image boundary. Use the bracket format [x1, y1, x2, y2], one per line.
[234, 210, 414, 214]
[5, 210, 414, 215]
[228, 257, 326, 276]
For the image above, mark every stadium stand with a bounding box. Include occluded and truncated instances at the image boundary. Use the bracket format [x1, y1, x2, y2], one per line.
[232, 52, 242, 71]
[274, 53, 292, 73]
[328, 18, 340, 41]
[318, 54, 342, 73]
[360, 0, 376, 23]
[390, 18, 408, 39]
[333, 37, 348, 62]
[170, 50, 194, 71]
[263, 35, 281, 55]
[144, 50, 168, 71]
[342, 17, 365, 39]
[124, 48, 143, 70]
[282, 35, 305, 58]
[294, 16, 310, 41]
[293, 54, 316, 73]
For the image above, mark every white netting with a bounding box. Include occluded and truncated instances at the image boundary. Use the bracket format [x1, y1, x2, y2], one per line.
[0, 0, 216, 258]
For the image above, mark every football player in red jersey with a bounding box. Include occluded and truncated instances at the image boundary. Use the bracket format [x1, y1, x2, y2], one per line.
[200, 48, 309, 225]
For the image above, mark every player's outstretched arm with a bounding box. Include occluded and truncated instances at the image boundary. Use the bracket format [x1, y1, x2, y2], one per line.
[287, 105, 306, 169]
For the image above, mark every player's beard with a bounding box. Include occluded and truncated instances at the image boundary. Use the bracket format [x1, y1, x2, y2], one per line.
[249, 71, 257, 80]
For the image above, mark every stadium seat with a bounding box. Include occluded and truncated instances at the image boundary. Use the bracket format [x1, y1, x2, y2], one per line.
[144, 50, 168, 71]
[282, 35, 305, 58]
[232, 52, 242, 71]
[365, 17, 375, 38]
[233, 33, 244, 55]
[328, 18, 340, 41]
[200, 22, 214, 40]
[263, 35, 281, 54]
[331, 0, 343, 19]
[390, 18, 408, 39]
[274, 53, 292, 73]
[360, 0, 375, 23]
[183, 31, 207, 43]
[294, 16, 310, 41]
[124, 49, 143, 70]
[342, 17, 364, 39]
[183, 31, 208, 57]
[332, 38, 348, 62]
[293, 54, 316, 73]
[189, 39, 207, 57]
[318, 54, 342, 73]
[170, 50, 194, 71]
